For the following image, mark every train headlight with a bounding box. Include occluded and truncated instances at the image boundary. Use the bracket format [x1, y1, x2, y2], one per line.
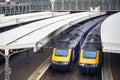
[80, 63, 84, 66]
[93, 64, 98, 67]
[64, 62, 69, 64]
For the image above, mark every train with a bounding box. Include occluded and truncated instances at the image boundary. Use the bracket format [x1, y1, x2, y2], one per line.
[78, 22, 103, 74]
[50, 16, 106, 71]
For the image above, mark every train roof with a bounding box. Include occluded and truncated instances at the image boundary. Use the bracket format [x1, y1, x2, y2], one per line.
[55, 16, 107, 50]
[81, 22, 102, 50]
[55, 29, 83, 49]
[79, 16, 107, 33]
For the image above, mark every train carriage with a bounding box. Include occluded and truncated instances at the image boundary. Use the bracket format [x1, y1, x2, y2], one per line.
[51, 16, 106, 71]
[78, 23, 102, 74]
[51, 29, 83, 70]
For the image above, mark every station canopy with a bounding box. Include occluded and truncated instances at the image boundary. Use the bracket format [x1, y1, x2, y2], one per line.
[101, 12, 120, 53]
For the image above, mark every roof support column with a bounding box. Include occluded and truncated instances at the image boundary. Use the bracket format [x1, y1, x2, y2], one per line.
[40, 47, 44, 53]
[50, 0, 55, 12]
[5, 56, 10, 80]
[51, 38, 54, 45]
[26, 50, 30, 64]
[5, 49, 10, 80]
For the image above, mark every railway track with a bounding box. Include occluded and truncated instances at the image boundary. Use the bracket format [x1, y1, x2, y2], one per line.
[41, 58, 101, 80]
[0, 16, 105, 80]
[40, 16, 106, 80]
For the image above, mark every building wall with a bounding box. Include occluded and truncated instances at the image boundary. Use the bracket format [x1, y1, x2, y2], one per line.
[0, 2, 30, 15]
[10, 0, 120, 11]
[0, 0, 5, 2]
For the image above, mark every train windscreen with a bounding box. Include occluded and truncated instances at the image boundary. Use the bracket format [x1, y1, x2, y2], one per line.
[55, 49, 68, 57]
[83, 51, 96, 59]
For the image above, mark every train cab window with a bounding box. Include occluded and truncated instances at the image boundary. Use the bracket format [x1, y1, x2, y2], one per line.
[55, 49, 68, 57]
[83, 51, 96, 59]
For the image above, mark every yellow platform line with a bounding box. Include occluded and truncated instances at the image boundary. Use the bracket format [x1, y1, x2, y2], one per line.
[108, 54, 114, 80]
[27, 56, 51, 80]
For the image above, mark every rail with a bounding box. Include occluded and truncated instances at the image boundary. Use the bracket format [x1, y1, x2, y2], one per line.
[101, 53, 113, 80]
[27, 56, 51, 80]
